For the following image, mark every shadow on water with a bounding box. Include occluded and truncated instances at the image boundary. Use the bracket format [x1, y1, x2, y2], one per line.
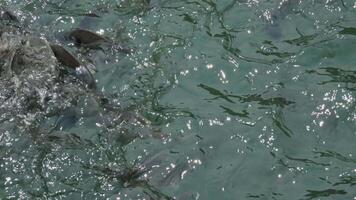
[304, 189, 347, 200]
[198, 83, 295, 108]
[306, 67, 356, 90]
[314, 150, 356, 164]
[197, 84, 295, 138]
[4, 127, 175, 199]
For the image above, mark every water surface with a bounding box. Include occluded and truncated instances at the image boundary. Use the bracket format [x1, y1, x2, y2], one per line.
[1, 0, 356, 199]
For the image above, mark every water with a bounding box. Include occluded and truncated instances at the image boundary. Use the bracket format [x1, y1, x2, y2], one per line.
[1, 0, 356, 199]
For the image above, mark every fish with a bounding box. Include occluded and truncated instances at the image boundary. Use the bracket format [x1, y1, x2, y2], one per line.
[50, 44, 81, 68]
[0, 10, 147, 138]
[68, 28, 133, 53]
[69, 29, 109, 47]
[50, 44, 96, 89]
[0, 23, 95, 127]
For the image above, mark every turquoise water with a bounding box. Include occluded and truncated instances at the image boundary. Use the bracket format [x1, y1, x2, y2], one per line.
[1, 0, 356, 199]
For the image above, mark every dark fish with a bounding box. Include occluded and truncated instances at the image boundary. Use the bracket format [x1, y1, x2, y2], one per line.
[68, 29, 133, 53]
[50, 44, 80, 68]
[50, 44, 96, 89]
[69, 29, 108, 46]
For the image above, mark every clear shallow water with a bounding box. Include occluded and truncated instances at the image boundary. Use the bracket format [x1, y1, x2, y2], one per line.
[1, 0, 356, 199]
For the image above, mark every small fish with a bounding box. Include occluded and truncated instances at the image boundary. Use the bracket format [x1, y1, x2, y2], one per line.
[69, 29, 108, 46]
[68, 29, 133, 53]
[50, 44, 80, 68]
[50, 44, 96, 89]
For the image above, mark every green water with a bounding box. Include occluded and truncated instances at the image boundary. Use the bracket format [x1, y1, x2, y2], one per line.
[1, 0, 356, 199]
